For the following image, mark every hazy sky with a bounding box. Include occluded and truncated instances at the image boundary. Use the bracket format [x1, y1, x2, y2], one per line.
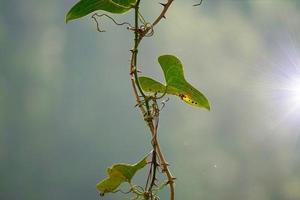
[1, 1, 300, 200]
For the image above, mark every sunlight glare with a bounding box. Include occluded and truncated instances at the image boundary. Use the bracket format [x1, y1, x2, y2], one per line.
[286, 76, 300, 104]
[268, 38, 300, 127]
[274, 55, 300, 123]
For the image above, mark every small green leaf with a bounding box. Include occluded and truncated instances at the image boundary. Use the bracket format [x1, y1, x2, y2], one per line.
[96, 155, 148, 194]
[139, 77, 167, 94]
[139, 55, 210, 110]
[66, 0, 137, 23]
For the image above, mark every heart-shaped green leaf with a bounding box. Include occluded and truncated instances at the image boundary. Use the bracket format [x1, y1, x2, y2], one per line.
[96, 155, 147, 194]
[66, 0, 137, 23]
[139, 55, 210, 110]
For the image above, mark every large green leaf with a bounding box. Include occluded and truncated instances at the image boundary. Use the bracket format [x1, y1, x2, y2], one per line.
[66, 0, 137, 23]
[96, 155, 147, 194]
[139, 55, 210, 110]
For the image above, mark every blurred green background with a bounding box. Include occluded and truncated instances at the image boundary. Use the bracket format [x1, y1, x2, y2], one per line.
[1, 0, 300, 199]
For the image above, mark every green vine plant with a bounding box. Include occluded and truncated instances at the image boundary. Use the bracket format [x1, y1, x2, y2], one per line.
[65, 0, 209, 199]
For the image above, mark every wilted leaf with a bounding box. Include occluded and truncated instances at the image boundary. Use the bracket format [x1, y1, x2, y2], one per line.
[66, 0, 137, 23]
[139, 55, 210, 110]
[96, 155, 147, 194]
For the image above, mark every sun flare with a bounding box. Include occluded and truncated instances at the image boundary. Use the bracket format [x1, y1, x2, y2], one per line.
[285, 76, 300, 104]
[271, 44, 300, 120]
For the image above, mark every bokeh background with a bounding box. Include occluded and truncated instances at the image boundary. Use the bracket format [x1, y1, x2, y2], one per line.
[1, 0, 300, 199]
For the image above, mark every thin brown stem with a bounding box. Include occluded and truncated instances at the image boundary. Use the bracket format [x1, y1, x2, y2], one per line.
[129, 1, 176, 200]
[153, 0, 174, 27]
[149, 121, 175, 200]
[91, 13, 132, 32]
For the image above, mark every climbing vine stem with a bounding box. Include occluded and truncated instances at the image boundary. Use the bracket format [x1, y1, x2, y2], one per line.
[66, 0, 209, 199]
[129, 0, 175, 199]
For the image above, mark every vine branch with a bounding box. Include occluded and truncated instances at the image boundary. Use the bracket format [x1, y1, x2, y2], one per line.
[153, 0, 174, 27]
[129, 1, 176, 199]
